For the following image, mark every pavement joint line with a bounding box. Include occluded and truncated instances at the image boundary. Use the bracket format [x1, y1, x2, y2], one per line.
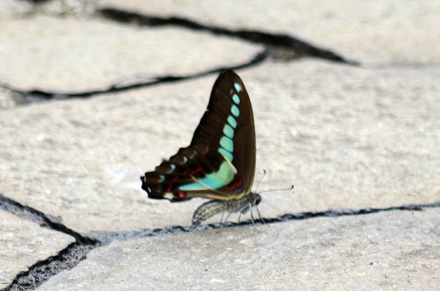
[5, 242, 98, 291]
[1, 193, 100, 291]
[97, 200, 440, 243]
[1, 50, 267, 104]
[2, 190, 439, 290]
[0, 193, 97, 245]
[97, 8, 359, 66]
[2, 8, 360, 105]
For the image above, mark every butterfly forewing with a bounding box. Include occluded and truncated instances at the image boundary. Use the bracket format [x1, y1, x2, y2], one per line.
[141, 70, 256, 202]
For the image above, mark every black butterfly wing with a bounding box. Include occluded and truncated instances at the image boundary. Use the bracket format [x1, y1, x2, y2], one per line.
[141, 70, 256, 202]
[190, 70, 256, 196]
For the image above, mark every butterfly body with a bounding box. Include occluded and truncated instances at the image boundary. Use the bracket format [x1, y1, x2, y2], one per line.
[140, 70, 258, 224]
[192, 192, 261, 225]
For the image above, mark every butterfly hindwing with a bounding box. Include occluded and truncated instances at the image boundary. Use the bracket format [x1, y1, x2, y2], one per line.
[141, 70, 256, 202]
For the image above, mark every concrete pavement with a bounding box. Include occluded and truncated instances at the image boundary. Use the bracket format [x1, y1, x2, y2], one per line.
[1, 0, 439, 290]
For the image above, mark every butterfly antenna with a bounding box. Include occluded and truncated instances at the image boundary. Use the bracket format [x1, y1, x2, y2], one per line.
[254, 170, 267, 193]
[258, 185, 294, 194]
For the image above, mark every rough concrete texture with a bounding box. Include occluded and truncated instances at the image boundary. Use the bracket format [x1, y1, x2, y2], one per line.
[101, 0, 440, 65]
[0, 15, 262, 93]
[1, 0, 439, 290]
[0, 209, 74, 288]
[1, 61, 438, 234]
[40, 209, 440, 290]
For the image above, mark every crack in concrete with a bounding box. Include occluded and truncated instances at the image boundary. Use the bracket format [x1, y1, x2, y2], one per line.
[97, 8, 358, 65]
[97, 201, 440, 242]
[5, 242, 97, 291]
[7, 50, 266, 103]
[2, 190, 439, 290]
[3, 7, 358, 105]
[0, 193, 97, 245]
[0, 193, 99, 291]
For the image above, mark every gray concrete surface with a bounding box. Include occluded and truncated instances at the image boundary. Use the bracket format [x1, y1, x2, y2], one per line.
[39, 209, 440, 290]
[0, 0, 439, 290]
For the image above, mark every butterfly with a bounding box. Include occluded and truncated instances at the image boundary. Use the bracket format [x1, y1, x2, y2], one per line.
[140, 70, 261, 225]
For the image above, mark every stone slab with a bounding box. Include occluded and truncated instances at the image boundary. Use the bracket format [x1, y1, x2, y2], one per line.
[39, 208, 440, 290]
[238, 62, 440, 222]
[1, 60, 438, 235]
[0, 209, 74, 289]
[100, 0, 440, 65]
[0, 15, 262, 93]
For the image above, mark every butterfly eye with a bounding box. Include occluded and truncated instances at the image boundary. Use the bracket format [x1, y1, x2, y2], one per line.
[255, 194, 262, 205]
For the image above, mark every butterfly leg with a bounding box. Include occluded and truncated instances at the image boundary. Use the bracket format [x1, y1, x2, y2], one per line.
[219, 208, 226, 224]
[240, 205, 250, 214]
[249, 203, 256, 226]
[223, 211, 233, 223]
[255, 205, 265, 224]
